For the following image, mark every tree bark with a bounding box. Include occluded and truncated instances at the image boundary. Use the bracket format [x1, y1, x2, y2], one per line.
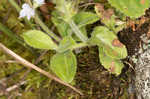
[134, 34, 150, 99]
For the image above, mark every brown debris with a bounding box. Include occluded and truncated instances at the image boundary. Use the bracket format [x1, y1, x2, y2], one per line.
[140, 0, 145, 4]
[112, 39, 124, 47]
[95, 3, 114, 20]
[109, 61, 115, 73]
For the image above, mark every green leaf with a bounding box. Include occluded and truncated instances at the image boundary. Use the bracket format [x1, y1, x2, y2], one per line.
[90, 26, 127, 59]
[99, 47, 124, 75]
[51, 11, 98, 38]
[73, 11, 99, 27]
[55, 0, 77, 22]
[57, 36, 76, 53]
[52, 16, 70, 37]
[22, 30, 57, 50]
[51, 11, 71, 37]
[50, 51, 77, 83]
[108, 0, 150, 18]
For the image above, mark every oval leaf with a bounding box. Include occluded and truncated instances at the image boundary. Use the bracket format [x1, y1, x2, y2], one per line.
[22, 30, 57, 50]
[99, 47, 124, 75]
[108, 0, 150, 18]
[50, 51, 77, 83]
[90, 26, 127, 59]
[73, 11, 99, 27]
[51, 15, 70, 37]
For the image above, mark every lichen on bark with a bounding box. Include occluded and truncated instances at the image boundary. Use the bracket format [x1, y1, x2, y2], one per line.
[132, 34, 150, 99]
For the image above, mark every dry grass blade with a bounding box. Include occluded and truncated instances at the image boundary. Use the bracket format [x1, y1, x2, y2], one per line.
[0, 43, 83, 95]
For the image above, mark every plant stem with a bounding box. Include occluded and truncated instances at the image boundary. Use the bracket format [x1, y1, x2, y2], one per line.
[8, 0, 21, 12]
[34, 15, 61, 42]
[68, 20, 88, 42]
[71, 43, 88, 50]
[0, 43, 83, 95]
[0, 22, 37, 54]
[6, 81, 27, 92]
[0, 22, 23, 45]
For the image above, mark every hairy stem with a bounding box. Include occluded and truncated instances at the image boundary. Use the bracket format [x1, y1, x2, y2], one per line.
[71, 43, 88, 50]
[68, 20, 88, 42]
[34, 15, 61, 42]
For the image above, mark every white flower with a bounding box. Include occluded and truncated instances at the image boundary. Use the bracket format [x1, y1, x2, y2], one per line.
[19, 3, 35, 20]
[34, 0, 45, 5]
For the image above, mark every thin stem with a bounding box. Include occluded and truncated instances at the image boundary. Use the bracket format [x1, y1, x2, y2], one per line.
[34, 14, 61, 42]
[0, 43, 83, 95]
[26, 0, 32, 6]
[6, 81, 27, 92]
[0, 22, 36, 54]
[0, 80, 27, 96]
[68, 20, 88, 42]
[8, 0, 21, 12]
[0, 22, 23, 45]
[79, 3, 97, 8]
[71, 43, 88, 50]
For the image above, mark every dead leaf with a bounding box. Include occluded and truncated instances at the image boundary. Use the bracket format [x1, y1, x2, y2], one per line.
[140, 0, 145, 4]
[112, 39, 124, 47]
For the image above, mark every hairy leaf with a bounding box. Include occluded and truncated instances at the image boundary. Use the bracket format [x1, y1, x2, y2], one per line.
[99, 47, 124, 75]
[108, 0, 150, 18]
[90, 26, 127, 59]
[73, 11, 99, 27]
[50, 51, 77, 83]
[22, 30, 57, 50]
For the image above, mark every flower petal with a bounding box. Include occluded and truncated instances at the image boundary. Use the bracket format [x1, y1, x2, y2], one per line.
[19, 3, 35, 20]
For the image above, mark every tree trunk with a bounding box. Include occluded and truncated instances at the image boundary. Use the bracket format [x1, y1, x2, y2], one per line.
[134, 34, 150, 99]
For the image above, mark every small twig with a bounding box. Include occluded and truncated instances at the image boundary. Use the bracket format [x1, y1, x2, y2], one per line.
[4, 60, 19, 63]
[124, 61, 135, 72]
[20, 50, 48, 83]
[34, 50, 48, 64]
[0, 43, 83, 95]
[0, 50, 47, 96]
[6, 81, 27, 92]
[79, 3, 97, 8]
[0, 80, 26, 96]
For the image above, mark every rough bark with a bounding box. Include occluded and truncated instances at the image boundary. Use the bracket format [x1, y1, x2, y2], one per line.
[134, 34, 150, 99]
